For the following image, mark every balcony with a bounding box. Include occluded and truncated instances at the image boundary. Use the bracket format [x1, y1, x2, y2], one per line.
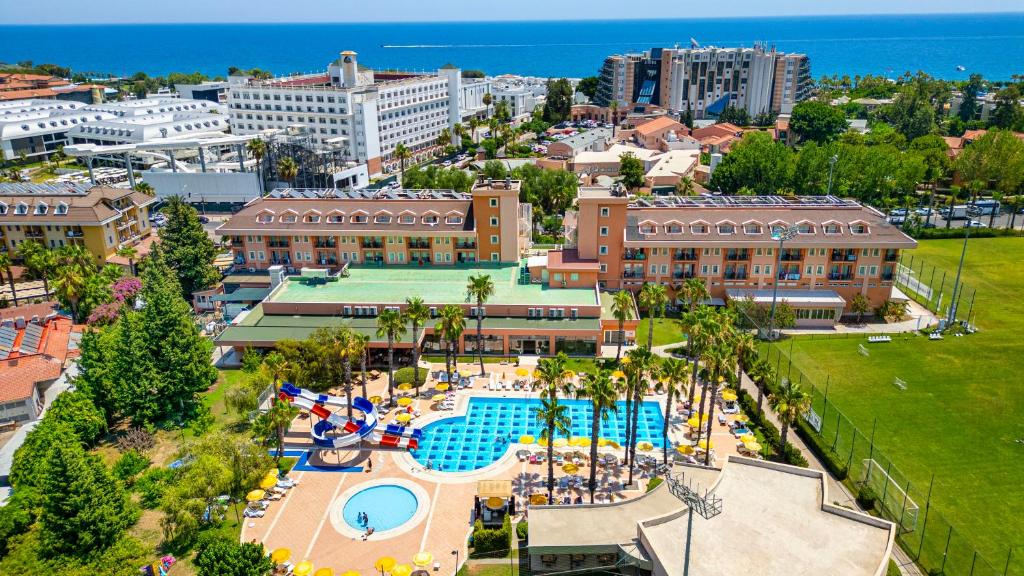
[673, 250, 698, 261]
[778, 272, 802, 281]
[884, 251, 900, 262]
[724, 271, 749, 280]
[314, 239, 337, 248]
[408, 240, 430, 249]
[725, 250, 750, 261]
[457, 256, 477, 264]
[828, 272, 854, 281]
[622, 270, 645, 279]
[673, 271, 696, 279]
[623, 250, 646, 261]
[270, 257, 292, 266]
[779, 250, 803, 262]
[317, 258, 338, 266]
[361, 240, 383, 249]
[24, 230, 44, 239]
[881, 272, 895, 281]
[267, 241, 290, 248]
[455, 241, 477, 250]
[234, 255, 246, 265]
[830, 250, 858, 262]
[66, 230, 84, 238]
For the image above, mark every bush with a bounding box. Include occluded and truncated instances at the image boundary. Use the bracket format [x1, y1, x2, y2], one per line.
[910, 226, 1019, 239]
[735, 388, 808, 468]
[515, 521, 528, 540]
[394, 367, 429, 386]
[47, 391, 106, 446]
[134, 467, 172, 509]
[857, 486, 878, 511]
[646, 477, 663, 492]
[278, 456, 298, 474]
[470, 515, 512, 557]
[112, 450, 151, 485]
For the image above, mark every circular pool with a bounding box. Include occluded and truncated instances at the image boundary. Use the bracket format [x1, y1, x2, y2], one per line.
[341, 484, 419, 532]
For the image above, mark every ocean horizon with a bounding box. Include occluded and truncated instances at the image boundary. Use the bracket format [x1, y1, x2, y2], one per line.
[2, 13, 1023, 81]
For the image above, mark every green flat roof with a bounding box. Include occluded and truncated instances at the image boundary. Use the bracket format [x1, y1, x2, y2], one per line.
[215, 307, 599, 346]
[268, 263, 596, 307]
[212, 288, 271, 302]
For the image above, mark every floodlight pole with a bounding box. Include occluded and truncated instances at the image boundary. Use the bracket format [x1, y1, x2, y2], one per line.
[946, 224, 970, 328]
[826, 154, 838, 196]
[767, 226, 800, 340]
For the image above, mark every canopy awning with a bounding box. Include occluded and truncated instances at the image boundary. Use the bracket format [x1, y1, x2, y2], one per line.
[477, 480, 513, 499]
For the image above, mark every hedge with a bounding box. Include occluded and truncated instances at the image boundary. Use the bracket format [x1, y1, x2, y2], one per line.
[515, 521, 528, 540]
[736, 388, 808, 468]
[909, 227, 1020, 239]
[470, 514, 511, 557]
[394, 367, 430, 386]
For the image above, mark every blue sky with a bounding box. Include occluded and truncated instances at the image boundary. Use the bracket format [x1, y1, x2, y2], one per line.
[1, 0, 1021, 24]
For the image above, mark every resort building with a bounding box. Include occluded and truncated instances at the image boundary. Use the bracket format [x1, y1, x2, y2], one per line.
[546, 127, 613, 159]
[596, 45, 812, 118]
[227, 51, 485, 175]
[570, 190, 915, 326]
[214, 178, 640, 358]
[528, 457, 895, 576]
[0, 183, 156, 265]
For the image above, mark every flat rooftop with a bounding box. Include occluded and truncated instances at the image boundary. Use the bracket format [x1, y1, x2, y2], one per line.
[268, 264, 597, 307]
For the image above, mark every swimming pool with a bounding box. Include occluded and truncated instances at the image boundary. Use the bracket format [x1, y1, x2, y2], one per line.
[411, 397, 665, 472]
[341, 485, 419, 531]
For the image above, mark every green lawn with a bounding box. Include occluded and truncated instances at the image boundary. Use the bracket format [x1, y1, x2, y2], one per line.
[766, 238, 1024, 575]
[637, 317, 685, 347]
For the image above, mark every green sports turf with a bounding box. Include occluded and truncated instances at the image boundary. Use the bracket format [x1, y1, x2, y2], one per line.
[767, 238, 1024, 575]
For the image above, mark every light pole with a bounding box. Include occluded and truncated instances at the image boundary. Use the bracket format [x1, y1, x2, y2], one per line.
[826, 154, 838, 196]
[767, 225, 800, 340]
[451, 549, 459, 576]
[667, 473, 722, 576]
[946, 222, 971, 328]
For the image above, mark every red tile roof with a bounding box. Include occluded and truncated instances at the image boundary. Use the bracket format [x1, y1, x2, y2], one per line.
[0, 302, 59, 323]
[635, 116, 686, 137]
[0, 355, 60, 403]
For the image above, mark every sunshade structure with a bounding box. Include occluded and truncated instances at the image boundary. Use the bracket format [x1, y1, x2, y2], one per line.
[412, 552, 434, 567]
[271, 548, 292, 563]
[395, 412, 412, 423]
[398, 383, 413, 391]
[391, 564, 413, 576]
[246, 489, 265, 502]
[676, 444, 695, 455]
[562, 463, 579, 473]
[721, 390, 738, 402]
[434, 383, 449, 391]
[697, 438, 714, 450]
[260, 475, 278, 490]
[374, 557, 396, 573]
[552, 438, 569, 448]
[636, 441, 654, 452]
[530, 494, 548, 505]
[485, 496, 506, 510]
[431, 394, 447, 402]
[397, 397, 413, 406]
[519, 434, 536, 444]
[314, 569, 334, 576]
[294, 561, 315, 576]
[515, 367, 530, 377]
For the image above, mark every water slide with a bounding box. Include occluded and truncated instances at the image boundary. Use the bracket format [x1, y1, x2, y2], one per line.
[278, 383, 422, 450]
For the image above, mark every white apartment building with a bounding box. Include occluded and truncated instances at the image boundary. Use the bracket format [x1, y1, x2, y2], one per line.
[228, 51, 471, 175]
[665, 46, 778, 119]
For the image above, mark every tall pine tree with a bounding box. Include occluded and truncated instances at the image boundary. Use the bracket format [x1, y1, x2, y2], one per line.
[39, 439, 137, 555]
[157, 196, 219, 298]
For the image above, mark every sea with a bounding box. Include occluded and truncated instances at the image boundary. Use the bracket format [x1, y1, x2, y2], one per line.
[2, 13, 1023, 81]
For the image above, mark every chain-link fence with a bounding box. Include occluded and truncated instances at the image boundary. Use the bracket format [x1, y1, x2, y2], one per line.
[895, 253, 978, 328]
[761, 343, 1022, 576]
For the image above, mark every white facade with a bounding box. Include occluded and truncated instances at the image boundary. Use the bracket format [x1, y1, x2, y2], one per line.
[666, 47, 777, 118]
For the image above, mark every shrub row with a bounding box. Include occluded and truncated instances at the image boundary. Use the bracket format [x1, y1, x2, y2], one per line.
[909, 226, 1020, 239]
[736, 387, 808, 468]
[470, 514, 511, 557]
[393, 367, 430, 386]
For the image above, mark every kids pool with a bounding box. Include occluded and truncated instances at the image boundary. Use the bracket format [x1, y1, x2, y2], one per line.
[341, 484, 419, 531]
[411, 396, 665, 472]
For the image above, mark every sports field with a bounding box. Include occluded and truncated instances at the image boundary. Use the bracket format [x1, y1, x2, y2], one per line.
[766, 238, 1024, 575]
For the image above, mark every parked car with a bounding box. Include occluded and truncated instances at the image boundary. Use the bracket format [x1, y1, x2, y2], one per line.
[198, 215, 210, 224]
[889, 208, 909, 217]
[966, 220, 988, 228]
[442, 160, 452, 167]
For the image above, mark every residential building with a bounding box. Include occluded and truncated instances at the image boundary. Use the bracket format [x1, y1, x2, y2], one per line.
[0, 73, 107, 104]
[546, 127, 612, 158]
[0, 183, 156, 264]
[488, 76, 545, 121]
[174, 81, 230, 104]
[573, 190, 915, 326]
[227, 50, 474, 175]
[0, 303, 79, 425]
[596, 45, 812, 119]
[571, 144, 699, 190]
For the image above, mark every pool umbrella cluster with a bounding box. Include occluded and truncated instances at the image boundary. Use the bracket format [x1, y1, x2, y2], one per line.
[375, 557, 397, 573]
[518, 434, 535, 444]
[676, 444, 695, 455]
[721, 390, 738, 402]
[271, 548, 292, 563]
[515, 367, 530, 377]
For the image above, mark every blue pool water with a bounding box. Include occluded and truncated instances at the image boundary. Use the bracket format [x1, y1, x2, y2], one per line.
[411, 397, 665, 472]
[342, 485, 418, 531]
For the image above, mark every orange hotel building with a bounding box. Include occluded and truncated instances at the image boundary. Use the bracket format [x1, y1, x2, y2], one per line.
[214, 180, 913, 359]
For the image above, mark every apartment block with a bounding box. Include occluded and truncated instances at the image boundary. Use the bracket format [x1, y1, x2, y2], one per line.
[0, 183, 156, 264]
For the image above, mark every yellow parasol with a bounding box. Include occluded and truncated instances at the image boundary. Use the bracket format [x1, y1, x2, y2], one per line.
[341, 571, 360, 576]
[294, 561, 315, 576]
[391, 564, 413, 576]
[397, 397, 413, 406]
[721, 390, 738, 402]
[270, 548, 292, 563]
[606, 440, 622, 449]
[431, 393, 447, 402]
[686, 416, 707, 429]
[374, 557, 397, 573]
[515, 367, 529, 377]
[397, 383, 413, 391]
[597, 438, 610, 447]
[413, 552, 434, 567]
[697, 438, 714, 450]
[260, 475, 278, 490]
[562, 463, 579, 473]
[519, 434, 536, 444]
[314, 569, 334, 576]
[552, 438, 568, 448]
[562, 370, 576, 379]
[567, 436, 583, 446]
[434, 383, 450, 392]
[530, 494, 548, 505]
[739, 433, 756, 444]
[537, 437, 549, 447]
[395, 412, 412, 423]
[675, 444, 695, 455]
[636, 441, 654, 452]
[485, 496, 505, 510]
[369, 395, 383, 404]
[575, 437, 592, 447]
[743, 439, 763, 452]
[733, 413, 750, 423]
[246, 489, 265, 502]
[459, 369, 473, 377]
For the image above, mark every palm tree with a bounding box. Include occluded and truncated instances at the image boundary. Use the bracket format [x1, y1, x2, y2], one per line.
[534, 396, 571, 503]
[452, 123, 465, 149]
[53, 264, 86, 321]
[18, 240, 55, 297]
[732, 330, 757, 386]
[675, 176, 696, 196]
[115, 244, 138, 276]
[133, 181, 154, 195]
[576, 369, 618, 502]
[623, 346, 654, 485]
[638, 282, 668, 350]
[355, 333, 370, 399]
[376, 309, 407, 403]
[609, 100, 618, 137]
[0, 252, 17, 306]
[700, 342, 736, 466]
[437, 128, 451, 151]
[466, 273, 495, 376]
[482, 92, 493, 118]
[246, 138, 267, 194]
[611, 290, 635, 361]
[263, 351, 289, 396]
[659, 357, 689, 465]
[438, 304, 466, 385]
[770, 380, 811, 450]
[276, 156, 298, 187]
[469, 118, 482, 145]
[394, 143, 411, 183]
[534, 352, 571, 499]
[404, 297, 431, 394]
[748, 357, 775, 416]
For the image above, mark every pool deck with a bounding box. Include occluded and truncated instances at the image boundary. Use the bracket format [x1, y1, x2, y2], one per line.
[268, 264, 598, 306]
[242, 361, 751, 575]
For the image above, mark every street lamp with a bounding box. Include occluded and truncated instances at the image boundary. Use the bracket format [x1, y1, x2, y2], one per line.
[667, 473, 723, 576]
[451, 549, 459, 576]
[826, 154, 839, 196]
[946, 222, 971, 329]
[767, 225, 800, 340]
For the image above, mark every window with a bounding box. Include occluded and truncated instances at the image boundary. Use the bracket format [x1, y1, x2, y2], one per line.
[34, 203, 48, 215]
[743, 222, 762, 234]
[351, 213, 368, 223]
[489, 198, 499, 208]
[599, 245, 608, 255]
[850, 223, 869, 234]
[422, 214, 439, 224]
[717, 223, 735, 234]
[374, 214, 392, 224]
[665, 223, 683, 234]
[490, 235, 499, 244]
[304, 213, 320, 223]
[690, 222, 709, 234]
[639, 224, 657, 235]
[570, 273, 579, 281]
[15, 203, 28, 215]
[600, 207, 610, 217]
[824, 223, 842, 234]
[445, 214, 463, 225]
[797, 222, 814, 234]
[490, 252, 499, 262]
[399, 214, 415, 224]
[858, 266, 866, 276]
[600, 263, 607, 273]
[869, 265, 878, 276]
[489, 216, 499, 227]
[327, 214, 344, 223]
[599, 226, 608, 236]
[753, 265, 761, 274]
[763, 265, 771, 275]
